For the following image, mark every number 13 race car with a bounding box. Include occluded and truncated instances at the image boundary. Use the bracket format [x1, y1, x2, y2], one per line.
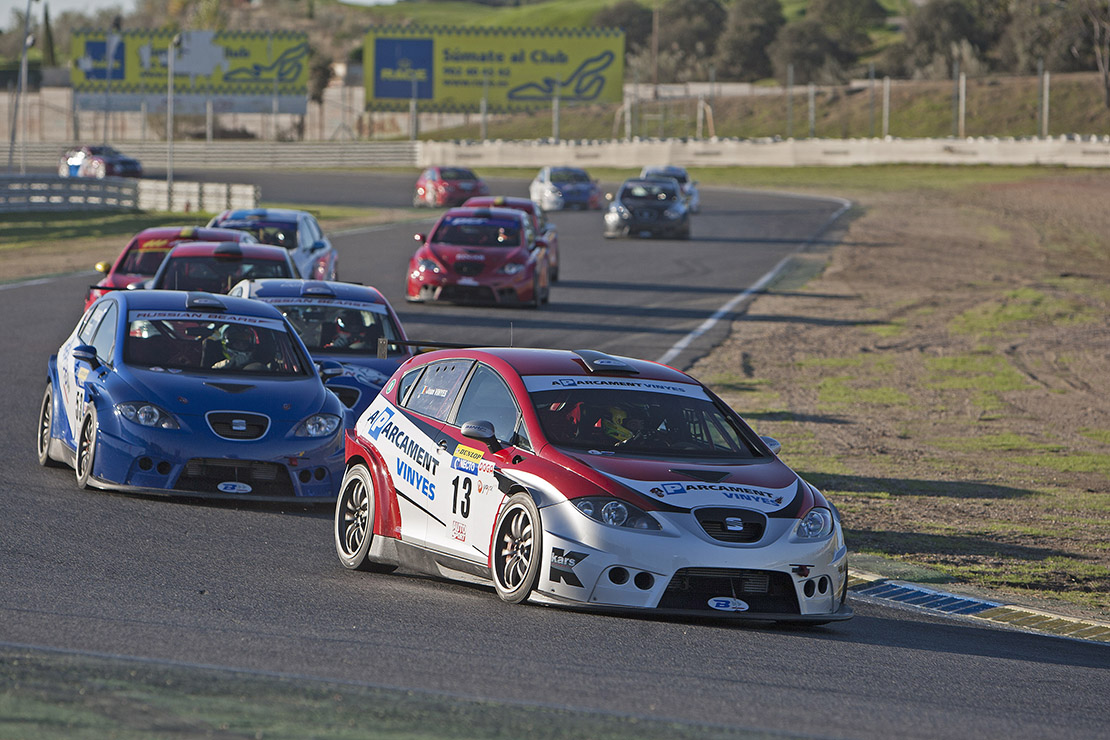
[334, 347, 852, 623]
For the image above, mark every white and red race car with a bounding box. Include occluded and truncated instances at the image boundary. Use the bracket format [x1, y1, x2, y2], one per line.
[334, 347, 851, 623]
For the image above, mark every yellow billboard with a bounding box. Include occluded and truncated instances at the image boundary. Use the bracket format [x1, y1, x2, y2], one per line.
[71, 29, 309, 114]
[365, 26, 625, 113]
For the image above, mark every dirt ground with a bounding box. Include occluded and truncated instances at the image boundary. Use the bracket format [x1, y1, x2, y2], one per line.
[692, 175, 1110, 619]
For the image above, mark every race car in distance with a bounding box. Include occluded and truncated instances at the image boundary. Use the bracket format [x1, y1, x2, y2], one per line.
[333, 347, 852, 623]
[640, 165, 700, 213]
[529, 166, 603, 211]
[37, 290, 348, 500]
[462, 195, 561, 282]
[145, 241, 299, 294]
[603, 178, 691, 240]
[229, 279, 413, 418]
[413, 166, 489, 208]
[59, 145, 143, 179]
[208, 208, 338, 281]
[86, 226, 258, 309]
[406, 206, 551, 307]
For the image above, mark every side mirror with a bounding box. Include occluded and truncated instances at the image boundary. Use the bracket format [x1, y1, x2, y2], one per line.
[760, 435, 782, 455]
[461, 419, 500, 449]
[72, 344, 99, 369]
[311, 239, 327, 252]
[94, 261, 110, 274]
[316, 359, 344, 380]
[534, 237, 548, 251]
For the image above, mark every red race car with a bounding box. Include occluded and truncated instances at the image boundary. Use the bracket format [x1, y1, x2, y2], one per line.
[413, 166, 489, 208]
[86, 226, 257, 309]
[406, 206, 551, 307]
[147, 241, 300, 294]
[463, 195, 561, 282]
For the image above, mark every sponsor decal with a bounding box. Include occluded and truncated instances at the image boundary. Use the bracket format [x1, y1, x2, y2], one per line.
[648, 481, 784, 505]
[454, 445, 484, 463]
[384, 379, 396, 394]
[708, 597, 749, 612]
[364, 406, 440, 477]
[217, 481, 252, 494]
[549, 547, 588, 587]
[451, 456, 478, 475]
[365, 407, 394, 440]
[451, 520, 467, 542]
[454, 253, 486, 261]
[396, 457, 435, 500]
[127, 310, 284, 331]
[523, 375, 710, 400]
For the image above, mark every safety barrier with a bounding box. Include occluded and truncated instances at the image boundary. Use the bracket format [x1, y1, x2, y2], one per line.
[1, 175, 258, 213]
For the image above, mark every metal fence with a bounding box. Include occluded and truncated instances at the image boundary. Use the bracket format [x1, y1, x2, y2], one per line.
[1, 175, 258, 213]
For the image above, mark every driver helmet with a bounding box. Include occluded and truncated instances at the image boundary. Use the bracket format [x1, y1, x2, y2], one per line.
[221, 324, 259, 366]
[336, 309, 363, 333]
[600, 405, 635, 443]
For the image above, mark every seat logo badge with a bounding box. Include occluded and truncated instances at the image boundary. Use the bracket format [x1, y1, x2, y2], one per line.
[724, 517, 745, 531]
[231, 419, 247, 432]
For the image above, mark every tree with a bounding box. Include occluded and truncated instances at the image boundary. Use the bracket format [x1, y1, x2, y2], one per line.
[1075, 0, 1110, 107]
[593, 0, 653, 54]
[658, 0, 728, 59]
[996, 0, 1089, 74]
[807, 0, 887, 55]
[768, 18, 854, 85]
[901, 0, 989, 78]
[713, 0, 786, 81]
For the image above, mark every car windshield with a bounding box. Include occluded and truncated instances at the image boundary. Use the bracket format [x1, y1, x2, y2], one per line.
[551, 169, 590, 184]
[124, 313, 309, 376]
[440, 168, 477, 180]
[276, 302, 404, 356]
[88, 146, 121, 157]
[530, 387, 761, 459]
[621, 183, 678, 202]
[119, 240, 172, 276]
[646, 168, 687, 184]
[431, 216, 521, 248]
[220, 221, 298, 250]
[156, 256, 291, 293]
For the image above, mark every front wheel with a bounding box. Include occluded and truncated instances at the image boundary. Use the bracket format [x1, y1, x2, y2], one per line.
[75, 408, 98, 489]
[36, 385, 62, 468]
[334, 464, 397, 573]
[491, 493, 542, 603]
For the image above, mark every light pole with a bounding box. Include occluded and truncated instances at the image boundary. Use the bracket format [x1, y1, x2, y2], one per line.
[166, 32, 182, 211]
[6, 0, 39, 173]
[103, 16, 122, 144]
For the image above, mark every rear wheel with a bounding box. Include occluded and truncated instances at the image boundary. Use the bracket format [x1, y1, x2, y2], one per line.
[75, 408, 98, 489]
[334, 463, 397, 573]
[491, 493, 542, 603]
[36, 385, 62, 468]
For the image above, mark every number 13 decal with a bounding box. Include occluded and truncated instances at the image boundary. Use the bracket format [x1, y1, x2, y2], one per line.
[451, 476, 472, 518]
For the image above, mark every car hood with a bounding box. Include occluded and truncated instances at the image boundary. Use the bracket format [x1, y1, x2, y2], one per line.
[560, 451, 804, 514]
[314, 355, 399, 390]
[124, 368, 333, 423]
[427, 243, 526, 271]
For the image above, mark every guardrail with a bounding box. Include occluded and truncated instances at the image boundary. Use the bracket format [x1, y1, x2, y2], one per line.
[1, 175, 258, 213]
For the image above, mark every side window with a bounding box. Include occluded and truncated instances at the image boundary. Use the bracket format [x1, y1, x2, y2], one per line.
[396, 367, 424, 406]
[90, 302, 119, 363]
[78, 302, 110, 345]
[453, 364, 521, 445]
[403, 360, 473, 421]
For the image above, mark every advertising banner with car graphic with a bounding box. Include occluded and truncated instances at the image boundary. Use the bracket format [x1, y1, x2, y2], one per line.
[71, 29, 309, 115]
[364, 25, 624, 113]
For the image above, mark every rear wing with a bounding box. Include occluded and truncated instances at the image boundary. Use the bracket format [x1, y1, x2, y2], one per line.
[377, 337, 477, 359]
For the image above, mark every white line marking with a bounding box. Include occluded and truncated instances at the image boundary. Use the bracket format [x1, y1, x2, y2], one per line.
[656, 195, 852, 367]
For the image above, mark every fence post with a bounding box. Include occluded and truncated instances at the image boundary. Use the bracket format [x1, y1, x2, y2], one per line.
[882, 76, 890, 138]
[786, 64, 794, 139]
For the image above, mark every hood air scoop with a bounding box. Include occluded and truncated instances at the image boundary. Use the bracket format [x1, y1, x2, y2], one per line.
[669, 468, 730, 483]
[204, 382, 256, 394]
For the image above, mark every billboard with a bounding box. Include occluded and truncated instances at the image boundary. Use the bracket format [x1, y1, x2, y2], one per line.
[364, 26, 624, 113]
[71, 29, 310, 115]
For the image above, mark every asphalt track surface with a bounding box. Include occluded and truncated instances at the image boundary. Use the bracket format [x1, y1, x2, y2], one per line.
[2, 172, 1108, 739]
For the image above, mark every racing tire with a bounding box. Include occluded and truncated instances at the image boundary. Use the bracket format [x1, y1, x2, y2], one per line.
[36, 385, 63, 468]
[334, 463, 397, 573]
[491, 492, 542, 604]
[75, 408, 98, 489]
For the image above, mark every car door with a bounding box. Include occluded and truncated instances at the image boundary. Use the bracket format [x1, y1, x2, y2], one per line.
[375, 358, 474, 548]
[426, 363, 523, 564]
[57, 300, 118, 448]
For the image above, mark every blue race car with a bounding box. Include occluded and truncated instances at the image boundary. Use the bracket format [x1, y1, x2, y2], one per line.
[36, 290, 349, 500]
[229, 279, 413, 418]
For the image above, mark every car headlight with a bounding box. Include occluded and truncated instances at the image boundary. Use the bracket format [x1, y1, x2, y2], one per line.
[295, 413, 342, 438]
[795, 507, 834, 539]
[117, 402, 179, 430]
[664, 205, 685, 220]
[610, 205, 630, 220]
[574, 496, 660, 530]
[498, 262, 526, 275]
[417, 258, 441, 274]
